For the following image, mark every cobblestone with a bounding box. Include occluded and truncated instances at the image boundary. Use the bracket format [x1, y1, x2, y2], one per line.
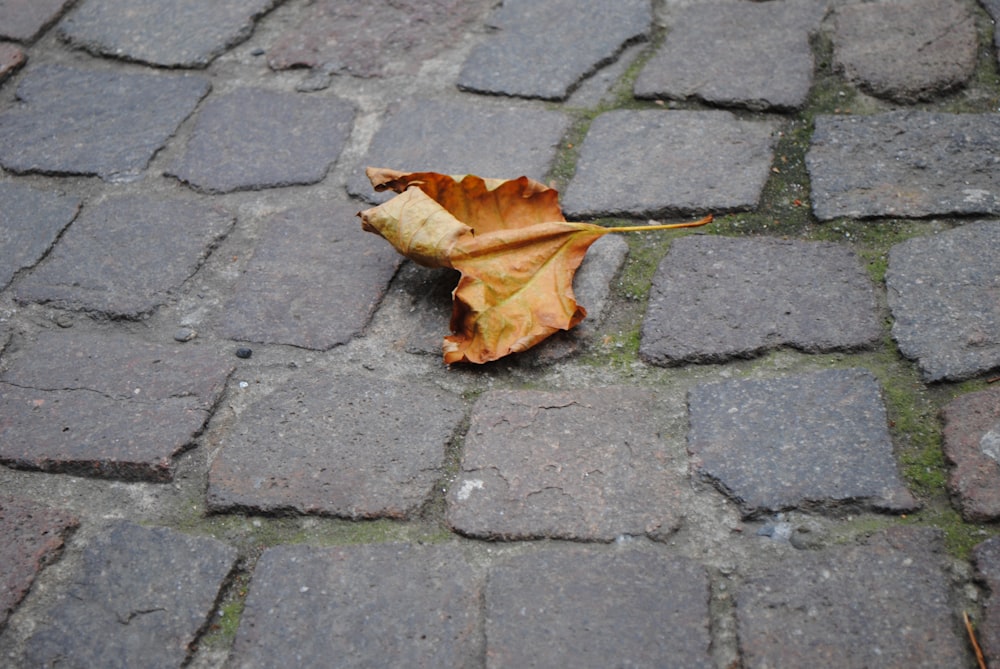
[943, 386, 1000, 521]
[0, 182, 79, 290]
[0, 0, 73, 43]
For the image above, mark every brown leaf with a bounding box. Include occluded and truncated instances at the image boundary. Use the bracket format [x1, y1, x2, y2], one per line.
[358, 168, 710, 364]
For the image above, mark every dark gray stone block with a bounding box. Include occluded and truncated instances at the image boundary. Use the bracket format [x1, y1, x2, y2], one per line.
[0, 0, 73, 42]
[221, 202, 400, 350]
[447, 387, 685, 541]
[0, 496, 78, 630]
[640, 235, 880, 366]
[562, 110, 778, 219]
[0, 65, 209, 181]
[167, 88, 354, 193]
[207, 374, 465, 518]
[687, 368, 917, 518]
[942, 386, 1000, 521]
[58, 0, 276, 68]
[231, 543, 481, 668]
[634, 0, 824, 111]
[347, 97, 570, 203]
[885, 222, 1000, 382]
[0, 330, 233, 481]
[23, 521, 236, 669]
[0, 182, 80, 290]
[974, 536, 1000, 668]
[737, 527, 968, 668]
[458, 0, 650, 101]
[807, 112, 1000, 220]
[14, 195, 233, 318]
[833, 0, 976, 103]
[486, 547, 711, 668]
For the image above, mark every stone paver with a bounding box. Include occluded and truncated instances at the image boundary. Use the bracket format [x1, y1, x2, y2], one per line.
[0, 330, 233, 481]
[833, 0, 976, 103]
[985, 0, 1000, 65]
[221, 202, 400, 350]
[0, 42, 25, 82]
[231, 543, 481, 668]
[14, 194, 233, 319]
[885, 221, 1000, 382]
[736, 527, 968, 668]
[687, 368, 917, 518]
[447, 387, 685, 541]
[207, 374, 465, 518]
[807, 112, 1000, 220]
[0, 65, 209, 182]
[640, 235, 880, 366]
[634, 0, 823, 111]
[486, 547, 711, 668]
[0, 0, 73, 42]
[457, 0, 650, 101]
[942, 386, 1000, 521]
[0, 182, 80, 290]
[562, 110, 778, 219]
[58, 0, 275, 68]
[0, 496, 78, 629]
[348, 98, 570, 204]
[974, 536, 1000, 667]
[267, 0, 493, 78]
[22, 520, 236, 668]
[167, 88, 354, 193]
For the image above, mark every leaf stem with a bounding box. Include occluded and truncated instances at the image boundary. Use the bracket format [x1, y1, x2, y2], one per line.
[605, 214, 713, 233]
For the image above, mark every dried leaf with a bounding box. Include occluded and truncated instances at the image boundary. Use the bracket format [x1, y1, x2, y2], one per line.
[358, 167, 710, 364]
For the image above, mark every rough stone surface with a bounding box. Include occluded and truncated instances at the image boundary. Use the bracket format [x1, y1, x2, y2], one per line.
[640, 235, 880, 366]
[14, 194, 233, 318]
[807, 112, 1000, 220]
[348, 98, 570, 204]
[634, 0, 823, 111]
[0, 496, 78, 629]
[207, 374, 465, 518]
[833, 0, 976, 103]
[885, 221, 1000, 382]
[267, 0, 492, 78]
[22, 520, 236, 668]
[0, 182, 80, 290]
[562, 110, 778, 219]
[447, 387, 685, 541]
[736, 527, 968, 668]
[974, 536, 1000, 667]
[942, 387, 1000, 521]
[0, 0, 72, 42]
[58, 0, 275, 68]
[0, 330, 233, 481]
[486, 547, 711, 668]
[221, 202, 400, 350]
[0, 42, 25, 82]
[458, 0, 650, 101]
[231, 543, 481, 668]
[984, 0, 1000, 63]
[0, 65, 209, 182]
[687, 368, 916, 518]
[167, 88, 354, 193]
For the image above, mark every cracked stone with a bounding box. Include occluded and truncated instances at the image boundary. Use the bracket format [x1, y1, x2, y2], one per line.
[885, 221, 1000, 382]
[167, 88, 355, 193]
[207, 373, 465, 518]
[58, 0, 276, 68]
[687, 368, 917, 518]
[457, 0, 651, 101]
[231, 543, 481, 668]
[14, 194, 233, 319]
[0, 182, 80, 290]
[0, 330, 233, 481]
[0, 496, 78, 629]
[0, 0, 74, 42]
[640, 235, 880, 366]
[0, 65, 209, 181]
[737, 527, 967, 667]
[221, 201, 400, 350]
[23, 521, 236, 668]
[942, 386, 1000, 521]
[447, 386, 685, 541]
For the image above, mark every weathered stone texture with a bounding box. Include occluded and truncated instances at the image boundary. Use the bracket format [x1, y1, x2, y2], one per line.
[0, 41, 25, 82]
[974, 536, 1000, 668]
[0, 182, 80, 290]
[942, 387, 1000, 521]
[0, 0, 73, 42]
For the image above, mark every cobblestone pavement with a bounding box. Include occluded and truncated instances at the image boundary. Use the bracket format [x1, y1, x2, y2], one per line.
[1, 0, 999, 667]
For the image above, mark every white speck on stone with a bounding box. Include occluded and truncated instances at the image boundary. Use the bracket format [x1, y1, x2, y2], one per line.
[963, 188, 992, 204]
[456, 479, 484, 500]
[980, 424, 1000, 464]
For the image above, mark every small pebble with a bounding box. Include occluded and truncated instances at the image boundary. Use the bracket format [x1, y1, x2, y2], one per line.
[173, 327, 196, 342]
[250, 47, 266, 57]
[236, 347, 253, 359]
[54, 313, 74, 328]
